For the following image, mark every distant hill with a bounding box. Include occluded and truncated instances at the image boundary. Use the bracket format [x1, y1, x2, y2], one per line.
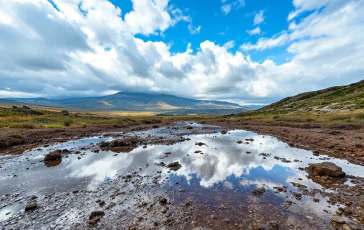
[259, 80, 364, 113]
[0, 92, 249, 115]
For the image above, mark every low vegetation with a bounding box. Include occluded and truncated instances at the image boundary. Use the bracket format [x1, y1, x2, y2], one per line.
[259, 80, 364, 113]
[0, 106, 166, 129]
[227, 110, 364, 130]
[219, 80, 364, 130]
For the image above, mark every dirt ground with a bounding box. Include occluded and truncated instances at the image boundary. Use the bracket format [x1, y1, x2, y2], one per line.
[0, 121, 175, 155]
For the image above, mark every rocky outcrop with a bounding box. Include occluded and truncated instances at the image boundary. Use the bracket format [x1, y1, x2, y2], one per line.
[251, 187, 266, 195]
[44, 150, 62, 161]
[307, 162, 346, 178]
[88, 211, 105, 225]
[99, 137, 141, 148]
[167, 161, 182, 171]
[25, 202, 37, 211]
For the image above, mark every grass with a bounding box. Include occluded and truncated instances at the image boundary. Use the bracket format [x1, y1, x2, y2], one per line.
[259, 80, 364, 112]
[0, 106, 171, 129]
[226, 110, 364, 130]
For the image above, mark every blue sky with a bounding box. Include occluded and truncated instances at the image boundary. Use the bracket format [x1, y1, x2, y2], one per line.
[0, 0, 363, 105]
[117, 0, 295, 63]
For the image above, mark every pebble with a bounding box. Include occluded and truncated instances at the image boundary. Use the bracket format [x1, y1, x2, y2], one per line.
[342, 224, 352, 230]
[330, 216, 345, 224]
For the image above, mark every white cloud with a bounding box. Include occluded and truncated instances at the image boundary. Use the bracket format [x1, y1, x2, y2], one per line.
[221, 4, 231, 15]
[0, 0, 364, 105]
[253, 10, 265, 25]
[223, 40, 235, 50]
[124, 0, 172, 35]
[288, 0, 329, 20]
[241, 33, 288, 50]
[221, 0, 245, 15]
[246, 27, 261, 35]
[188, 24, 201, 34]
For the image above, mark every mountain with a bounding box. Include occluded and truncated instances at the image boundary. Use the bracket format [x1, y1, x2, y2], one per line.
[1, 92, 249, 115]
[258, 80, 364, 113]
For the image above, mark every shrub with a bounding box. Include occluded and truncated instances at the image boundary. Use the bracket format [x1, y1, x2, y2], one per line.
[63, 119, 74, 127]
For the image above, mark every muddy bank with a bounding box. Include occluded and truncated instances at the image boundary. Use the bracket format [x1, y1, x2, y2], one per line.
[209, 120, 364, 166]
[0, 120, 180, 155]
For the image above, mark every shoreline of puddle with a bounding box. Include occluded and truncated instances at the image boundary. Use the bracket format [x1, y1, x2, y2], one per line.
[1, 122, 363, 229]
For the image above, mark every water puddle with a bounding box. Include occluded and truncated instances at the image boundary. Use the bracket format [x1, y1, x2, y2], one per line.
[0, 125, 363, 227]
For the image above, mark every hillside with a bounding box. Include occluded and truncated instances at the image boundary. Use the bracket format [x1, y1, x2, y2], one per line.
[1, 92, 249, 115]
[259, 80, 364, 113]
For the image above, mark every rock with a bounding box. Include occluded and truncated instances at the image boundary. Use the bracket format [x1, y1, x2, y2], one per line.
[60, 110, 69, 116]
[167, 161, 182, 171]
[89, 211, 105, 225]
[99, 200, 105, 206]
[342, 224, 352, 230]
[186, 125, 193, 129]
[185, 201, 192, 206]
[330, 216, 345, 224]
[292, 192, 302, 200]
[29, 195, 38, 200]
[267, 221, 280, 230]
[25, 202, 37, 211]
[237, 140, 243, 144]
[159, 197, 167, 204]
[99, 137, 140, 148]
[221, 130, 227, 134]
[106, 202, 116, 209]
[313, 150, 320, 156]
[161, 208, 168, 213]
[44, 150, 62, 161]
[252, 187, 266, 195]
[307, 162, 346, 178]
[195, 142, 206, 146]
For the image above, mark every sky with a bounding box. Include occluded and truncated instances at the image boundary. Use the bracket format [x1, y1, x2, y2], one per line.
[0, 0, 363, 105]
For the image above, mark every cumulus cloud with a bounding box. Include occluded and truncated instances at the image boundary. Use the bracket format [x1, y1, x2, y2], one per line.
[0, 0, 364, 105]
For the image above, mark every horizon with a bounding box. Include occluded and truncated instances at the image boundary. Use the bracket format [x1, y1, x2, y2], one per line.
[0, 90, 259, 107]
[1, 0, 364, 105]
[1, 79, 360, 107]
